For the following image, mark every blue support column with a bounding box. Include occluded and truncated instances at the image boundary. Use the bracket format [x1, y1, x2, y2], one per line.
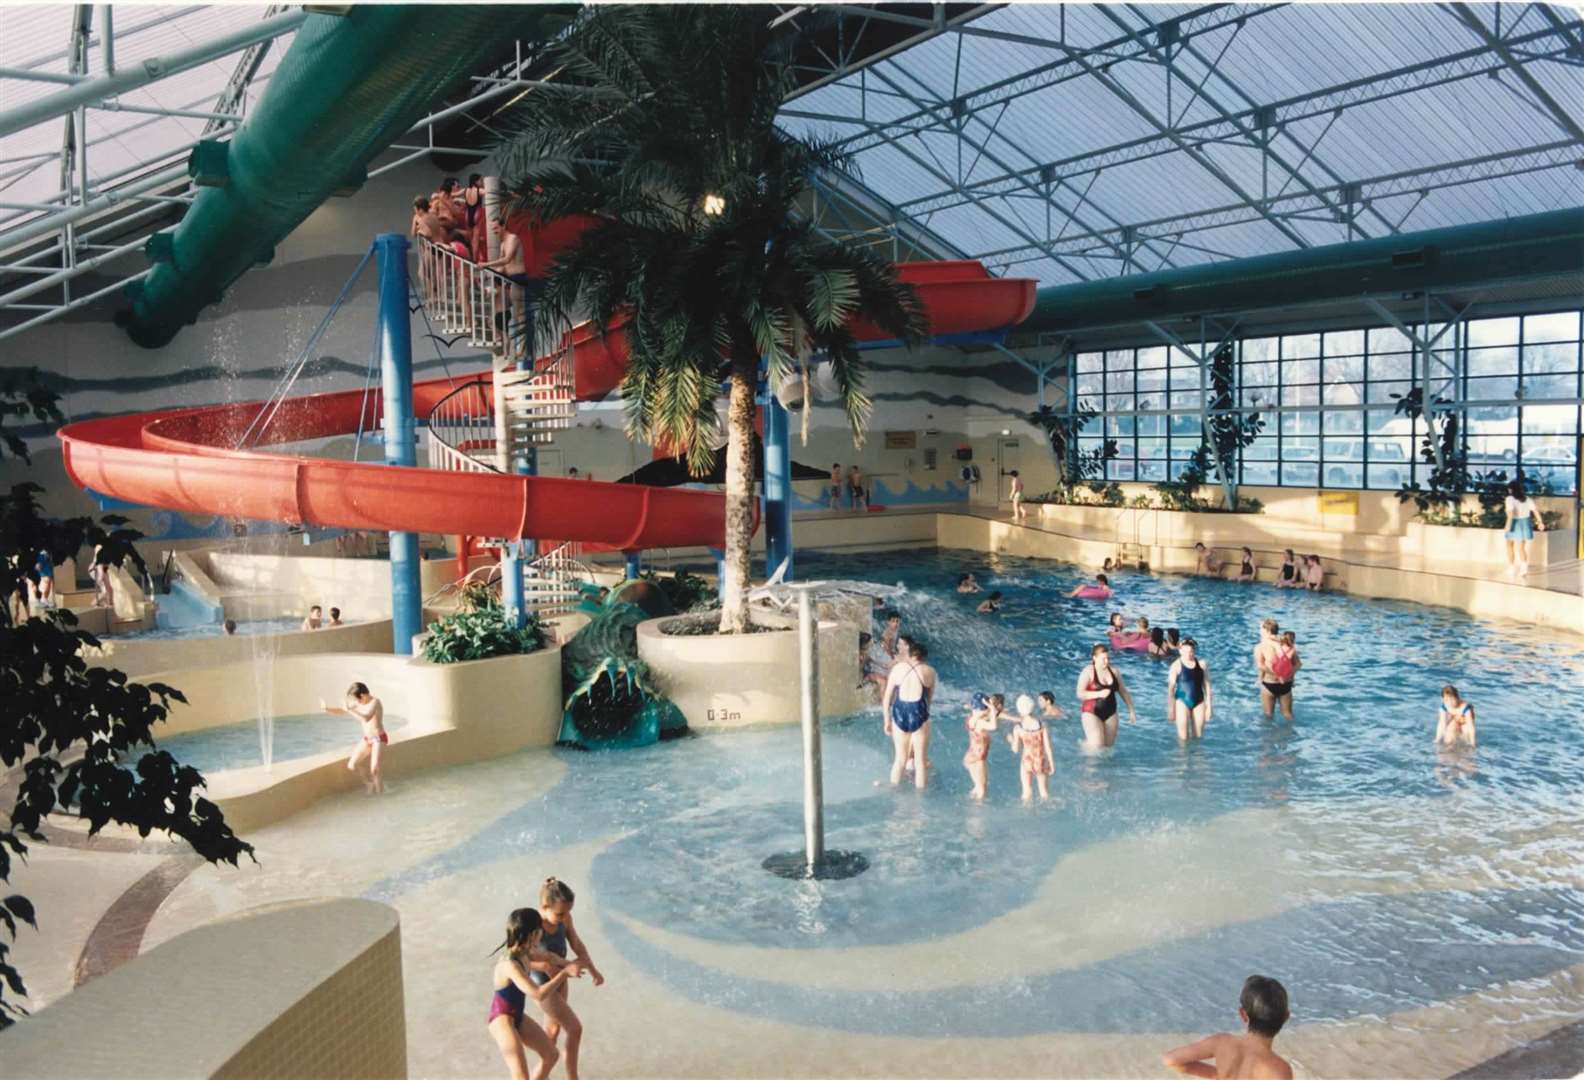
[374, 233, 421, 654]
[624, 551, 641, 579]
[764, 393, 793, 582]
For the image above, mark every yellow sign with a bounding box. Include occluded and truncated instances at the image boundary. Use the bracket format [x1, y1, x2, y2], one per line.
[1317, 491, 1359, 516]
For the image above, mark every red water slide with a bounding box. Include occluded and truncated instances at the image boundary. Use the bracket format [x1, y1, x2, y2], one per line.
[58, 260, 1034, 551]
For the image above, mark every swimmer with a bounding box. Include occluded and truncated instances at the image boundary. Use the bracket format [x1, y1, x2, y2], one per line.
[878, 609, 902, 659]
[527, 878, 603, 1080]
[1274, 548, 1299, 589]
[1435, 684, 1476, 748]
[1303, 554, 1325, 591]
[976, 591, 1003, 614]
[1195, 542, 1222, 577]
[1165, 627, 1182, 653]
[1255, 620, 1300, 721]
[1162, 974, 1293, 1080]
[1075, 643, 1136, 748]
[962, 691, 999, 800]
[1006, 693, 1054, 801]
[1108, 611, 1126, 634]
[321, 681, 386, 793]
[1067, 573, 1113, 600]
[328, 606, 343, 627]
[1037, 691, 1065, 722]
[1237, 547, 1258, 583]
[1102, 557, 1115, 573]
[1147, 626, 1171, 657]
[301, 604, 323, 631]
[1165, 637, 1213, 741]
[1109, 615, 1151, 653]
[882, 636, 937, 789]
[1009, 469, 1027, 524]
[488, 907, 586, 1080]
[957, 572, 981, 594]
[858, 632, 890, 693]
[223, 618, 238, 636]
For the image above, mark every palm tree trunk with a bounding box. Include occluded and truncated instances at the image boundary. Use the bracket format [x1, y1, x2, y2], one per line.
[718, 350, 758, 634]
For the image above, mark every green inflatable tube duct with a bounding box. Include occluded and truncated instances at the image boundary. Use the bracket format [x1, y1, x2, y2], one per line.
[120, 5, 571, 348]
[1019, 207, 1584, 336]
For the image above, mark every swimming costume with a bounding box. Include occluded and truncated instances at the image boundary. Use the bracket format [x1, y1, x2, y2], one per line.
[1440, 702, 1474, 726]
[1015, 721, 1052, 775]
[1081, 664, 1118, 721]
[488, 976, 526, 1026]
[1241, 558, 1254, 577]
[962, 715, 991, 766]
[527, 918, 569, 987]
[891, 696, 929, 734]
[1280, 562, 1295, 582]
[1173, 659, 1207, 709]
[362, 731, 389, 745]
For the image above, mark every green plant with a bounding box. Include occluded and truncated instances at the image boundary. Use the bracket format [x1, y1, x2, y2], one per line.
[1087, 480, 1125, 507]
[421, 607, 549, 664]
[1128, 493, 1155, 509]
[1203, 341, 1264, 505]
[1029, 401, 1117, 495]
[1, 371, 252, 1029]
[640, 568, 715, 612]
[496, 7, 926, 634]
[1392, 388, 1471, 512]
[1153, 445, 1212, 512]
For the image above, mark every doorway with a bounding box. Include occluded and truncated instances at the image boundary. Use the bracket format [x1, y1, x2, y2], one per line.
[997, 437, 1022, 504]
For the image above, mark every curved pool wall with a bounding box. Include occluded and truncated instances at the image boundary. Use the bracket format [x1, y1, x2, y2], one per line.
[86, 616, 399, 678]
[139, 648, 563, 832]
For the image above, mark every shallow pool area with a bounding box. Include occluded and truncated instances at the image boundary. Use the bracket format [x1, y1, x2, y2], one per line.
[82, 548, 1584, 1075]
[112, 616, 304, 641]
[159, 712, 409, 774]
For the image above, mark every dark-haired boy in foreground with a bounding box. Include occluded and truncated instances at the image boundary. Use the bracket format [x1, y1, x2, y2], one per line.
[1162, 975, 1293, 1079]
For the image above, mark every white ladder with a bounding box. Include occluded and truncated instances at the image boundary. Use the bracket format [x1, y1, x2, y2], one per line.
[521, 541, 588, 618]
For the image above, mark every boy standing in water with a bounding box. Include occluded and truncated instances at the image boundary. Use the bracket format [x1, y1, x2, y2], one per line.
[1163, 974, 1293, 1079]
[322, 682, 386, 794]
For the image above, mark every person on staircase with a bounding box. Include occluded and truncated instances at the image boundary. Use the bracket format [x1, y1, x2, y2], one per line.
[480, 227, 532, 362]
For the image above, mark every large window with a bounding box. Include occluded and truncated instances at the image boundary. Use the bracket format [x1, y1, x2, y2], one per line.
[1083, 310, 1582, 495]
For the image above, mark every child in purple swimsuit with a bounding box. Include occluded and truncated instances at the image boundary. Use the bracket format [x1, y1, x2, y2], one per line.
[488, 907, 584, 1079]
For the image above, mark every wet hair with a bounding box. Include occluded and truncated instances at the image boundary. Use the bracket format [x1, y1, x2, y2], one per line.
[1280, 631, 1296, 647]
[1240, 974, 1290, 1038]
[540, 877, 575, 909]
[1150, 627, 1166, 648]
[1096, 573, 1109, 586]
[223, 618, 237, 634]
[859, 631, 872, 647]
[412, 195, 429, 211]
[882, 609, 900, 623]
[347, 681, 369, 699]
[1261, 618, 1279, 634]
[1091, 642, 1109, 658]
[1441, 683, 1460, 701]
[309, 605, 322, 614]
[988, 591, 1002, 602]
[493, 906, 543, 957]
[989, 693, 1006, 710]
[329, 607, 340, 620]
[1038, 691, 1057, 709]
[958, 573, 972, 585]
[1284, 548, 1295, 559]
[1181, 636, 1198, 651]
[468, 173, 482, 186]
[1166, 627, 1181, 645]
[1109, 612, 1124, 629]
[440, 177, 459, 193]
[907, 639, 928, 661]
[1136, 615, 1149, 630]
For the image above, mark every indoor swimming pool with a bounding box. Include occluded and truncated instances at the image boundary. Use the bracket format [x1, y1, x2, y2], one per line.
[158, 712, 408, 773]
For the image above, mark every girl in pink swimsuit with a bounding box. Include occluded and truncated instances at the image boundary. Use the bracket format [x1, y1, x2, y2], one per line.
[1007, 694, 1054, 800]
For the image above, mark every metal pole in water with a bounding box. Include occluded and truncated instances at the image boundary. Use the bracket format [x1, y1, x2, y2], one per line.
[374, 232, 421, 654]
[796, 585, 824, 870]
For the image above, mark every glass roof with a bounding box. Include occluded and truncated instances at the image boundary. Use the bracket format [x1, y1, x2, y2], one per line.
[779, 2, 1584, 286]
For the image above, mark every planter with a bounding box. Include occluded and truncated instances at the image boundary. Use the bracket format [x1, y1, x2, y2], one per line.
[1408, 520, 1570, 569]
[636, 610, 862, 729]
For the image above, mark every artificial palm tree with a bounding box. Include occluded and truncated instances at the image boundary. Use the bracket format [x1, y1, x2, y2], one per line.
[494, 5, 927, 633]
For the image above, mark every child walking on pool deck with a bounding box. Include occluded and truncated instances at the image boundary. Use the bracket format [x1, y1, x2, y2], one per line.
[527, 878, 604, 1080]
[321, 681, 386, 794]
[1007, 694, 1055, 801]
[1162, 974, 1292, 1079]
[489, 907, 586, 1080]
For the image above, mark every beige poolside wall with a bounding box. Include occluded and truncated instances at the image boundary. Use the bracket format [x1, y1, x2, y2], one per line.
[142, 646, 564, 833]
[1, 898, 405, 1080]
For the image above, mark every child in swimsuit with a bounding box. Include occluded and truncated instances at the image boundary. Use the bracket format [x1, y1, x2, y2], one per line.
[489, 907, 585, 1080]
[1006, 694, 1054, 801]
[962, 692, 999, 800]
[1163, 974, 1292, 1080]
[1166, 638, 1213, 741]
[1237, 547, 1257, 583]
[1274, 549, 1298, 589]
[1038, 691, 1065, 723]
[1263, 632, 1300, 721]
[322, 681, 386, 794]
[828, 464, 843, 510]
[527, 878, 604, 1079]
[1435, 684, 1477, 748]
[976, 591, 1003, 614]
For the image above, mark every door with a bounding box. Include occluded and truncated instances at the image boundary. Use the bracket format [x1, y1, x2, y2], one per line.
[997, 437, 1022, 504]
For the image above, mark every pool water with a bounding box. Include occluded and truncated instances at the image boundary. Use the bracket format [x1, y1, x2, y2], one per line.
[115, 616, 304, 641]
[158, 712, 407, 773]
[361, 548, 1584, 1048]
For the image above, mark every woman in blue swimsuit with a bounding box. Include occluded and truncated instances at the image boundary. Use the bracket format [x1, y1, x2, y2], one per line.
[1165, 637, 1214, 741]
[883, 636, 937, 789]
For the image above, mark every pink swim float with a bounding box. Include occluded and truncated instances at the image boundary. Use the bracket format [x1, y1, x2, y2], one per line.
[1074, 584, 1112, 600]
[1108, 630, 1150, 652]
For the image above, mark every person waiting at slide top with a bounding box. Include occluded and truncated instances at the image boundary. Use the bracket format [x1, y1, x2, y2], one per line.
[1166, 637, 1214, 741]
[488, 907, 587, 1080]
[1163, 974, 1293, 1079]
[526, 878, 604, 1080]
[322, 681, 387, 794]
[882, 635, 937, 789]
[1435, 684, 1477, 749]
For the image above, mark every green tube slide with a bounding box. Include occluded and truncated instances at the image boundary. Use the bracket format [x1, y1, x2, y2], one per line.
[1020, 207, 1584, 336]
[121, 5, 571, 348]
